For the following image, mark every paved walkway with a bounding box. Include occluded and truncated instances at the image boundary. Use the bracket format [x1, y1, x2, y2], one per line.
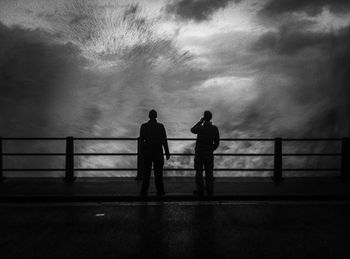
[1, 201, 350, 259]
[1, 177, 350, 201]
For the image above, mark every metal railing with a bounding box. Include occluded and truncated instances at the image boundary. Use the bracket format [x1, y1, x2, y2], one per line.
[0, 137, 349, 182]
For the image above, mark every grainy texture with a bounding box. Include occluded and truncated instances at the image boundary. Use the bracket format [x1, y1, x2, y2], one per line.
[0, 202, 349, 259]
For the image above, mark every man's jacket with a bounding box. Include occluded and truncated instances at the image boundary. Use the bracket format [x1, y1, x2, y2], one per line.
[139, 119, 169, 158]
[191, 121, 220, 156]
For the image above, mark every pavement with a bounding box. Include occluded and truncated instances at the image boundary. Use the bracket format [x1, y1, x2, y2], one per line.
[1, 177, 350, 258]
[1, 201, 350, 259]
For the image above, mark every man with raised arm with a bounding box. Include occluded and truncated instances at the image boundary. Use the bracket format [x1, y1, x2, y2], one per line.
[191, 111, 220, 196]
[139, 109, 170, 197]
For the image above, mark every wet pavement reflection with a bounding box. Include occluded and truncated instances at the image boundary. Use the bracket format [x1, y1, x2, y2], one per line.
[0, 202, 349, 259]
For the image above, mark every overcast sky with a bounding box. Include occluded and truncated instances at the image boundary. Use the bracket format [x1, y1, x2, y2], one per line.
[0, 0, 349, 174]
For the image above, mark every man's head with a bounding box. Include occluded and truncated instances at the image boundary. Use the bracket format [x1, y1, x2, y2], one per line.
[149, 109, 157, 119]
[203, 110, 212, 122]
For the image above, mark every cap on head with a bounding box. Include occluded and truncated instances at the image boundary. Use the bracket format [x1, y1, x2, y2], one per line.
[149, 109, 157, 119]
[203, 110, 212, 121]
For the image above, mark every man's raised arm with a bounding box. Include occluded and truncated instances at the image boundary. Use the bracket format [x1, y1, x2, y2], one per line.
[191, 118, 204, 134]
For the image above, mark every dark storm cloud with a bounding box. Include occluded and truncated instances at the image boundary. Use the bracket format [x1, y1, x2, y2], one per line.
[0, 23, 84, 137]
[260, 0, 350, 17]
[248, 25, 350, 137]
[165, 0, 241, 22]
[251, 26, 333, 55]
[0, 22, 92, 172]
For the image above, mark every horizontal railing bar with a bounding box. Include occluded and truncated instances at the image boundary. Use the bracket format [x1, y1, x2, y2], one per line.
[171, 168, 275, 171]
[167, 138, 275, 141]
[3, 168, 340, 172]
[167, 138, 200, 141]
[3, 138, 66, 141]
[3, 168, 341, 172]
[74, 138, 137, 141]
[1, 138, 274, 142]
[74, 168, 136, 171]
[3, 153, 66, 156]
[168, 153, 274, 156]
[3, 169, 65, 171]
[2, 153, 340, 157]
[282, 153, 341, 156]
[282, 138, 342, 141]
[0, 138, 280, 141]
[3, 168, 274, 171]
[74, 153, 137, 156]
[73, 153, 274, 156]
[74, 138, 276, 141]
[74, 168, 274, 171]
[67, 138, 277, 141]
[2, 137, 343, 141]
[283, 168, 340, 171]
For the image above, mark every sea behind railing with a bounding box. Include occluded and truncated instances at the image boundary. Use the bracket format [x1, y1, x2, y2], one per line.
[0, 137, 349, 180]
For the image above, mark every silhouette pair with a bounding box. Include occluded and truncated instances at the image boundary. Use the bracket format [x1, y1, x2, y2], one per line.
[139, 110, 220, 197]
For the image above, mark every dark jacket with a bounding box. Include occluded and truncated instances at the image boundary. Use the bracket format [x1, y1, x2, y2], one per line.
[191, 121, 220, 156]
[139, 119, 170, 158]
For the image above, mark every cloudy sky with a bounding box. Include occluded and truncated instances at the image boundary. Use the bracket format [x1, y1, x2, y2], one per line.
[1, 0, 349, 175]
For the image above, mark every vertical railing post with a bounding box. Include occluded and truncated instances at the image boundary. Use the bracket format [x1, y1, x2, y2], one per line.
[136, 137, 143, 180]
[65, 136, 75, 182]
[0, 137, 3, 182]
[273, 138, 283, 182]
[341, 137, 349, 180]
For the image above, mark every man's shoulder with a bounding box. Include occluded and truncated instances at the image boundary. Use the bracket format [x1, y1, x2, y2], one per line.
[206, 123, 217, 129]
[152, 121, 164, 128]
[142, 121, 164, 128]
[210, 124, 219, 132]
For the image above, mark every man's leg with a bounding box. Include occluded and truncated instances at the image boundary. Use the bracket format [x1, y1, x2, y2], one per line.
[154, 156, 165, 196]
[194, 156, 204, 195]
[140, 157, 152, 195]
[204, 156, 214, 196]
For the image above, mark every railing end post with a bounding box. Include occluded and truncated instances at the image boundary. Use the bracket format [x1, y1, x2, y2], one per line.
[136, 137, 143, 181]
[65, 136, 76, 183]
[273, 137, 283, 183]
[341, 137, 350, 181]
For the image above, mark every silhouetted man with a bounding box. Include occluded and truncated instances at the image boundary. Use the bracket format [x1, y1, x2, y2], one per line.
[140, 110, 170, 196]
[191, 111, 220, 196]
